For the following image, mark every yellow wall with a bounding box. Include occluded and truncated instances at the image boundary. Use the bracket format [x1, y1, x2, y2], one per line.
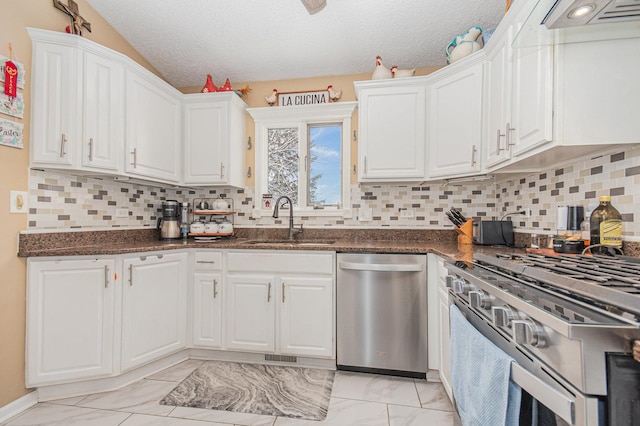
[0, 0, 161, 408]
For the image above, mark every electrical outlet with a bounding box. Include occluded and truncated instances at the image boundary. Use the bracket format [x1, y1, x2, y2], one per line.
[524, 208, 532, 217]
[400, 209, 415, 218]
[116, 208, 129, 218]
[359, 207, 373, 222]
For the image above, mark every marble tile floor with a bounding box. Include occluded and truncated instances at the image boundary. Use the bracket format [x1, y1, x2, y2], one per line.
[2, 360, 457, 426]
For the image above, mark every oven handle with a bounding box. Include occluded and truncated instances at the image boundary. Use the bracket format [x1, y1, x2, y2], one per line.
[511, 362, 575, 425]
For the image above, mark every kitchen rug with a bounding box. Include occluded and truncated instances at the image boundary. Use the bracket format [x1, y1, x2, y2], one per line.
[159, 361, 334, 420]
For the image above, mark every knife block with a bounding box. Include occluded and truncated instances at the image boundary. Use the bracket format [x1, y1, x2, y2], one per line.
[456, 219, 473, 245]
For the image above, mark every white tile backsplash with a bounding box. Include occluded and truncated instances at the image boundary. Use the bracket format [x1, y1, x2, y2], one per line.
[27, 145, 640, 239]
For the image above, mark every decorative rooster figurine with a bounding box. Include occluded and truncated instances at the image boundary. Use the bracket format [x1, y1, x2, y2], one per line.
[327, 85, 342, 102]
[265, 89, 278, 106]
[372, 55, 392, 80]
[201, 74, 217, 93]
[218, 78, 233, 92]
[391, 65, 416, 78]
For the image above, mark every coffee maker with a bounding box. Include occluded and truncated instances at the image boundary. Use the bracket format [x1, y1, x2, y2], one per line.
[157, 200, 181, 240]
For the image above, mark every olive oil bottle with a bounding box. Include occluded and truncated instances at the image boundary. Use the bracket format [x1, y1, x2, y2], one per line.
[590, 196, 622, 252]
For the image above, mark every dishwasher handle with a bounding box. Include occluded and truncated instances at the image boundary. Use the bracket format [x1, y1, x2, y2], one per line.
[339, 262, 423, 272]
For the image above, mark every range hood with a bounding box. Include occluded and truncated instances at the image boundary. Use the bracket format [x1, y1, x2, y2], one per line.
[512, 0, 640, 48]
[544, 0, 640, 29]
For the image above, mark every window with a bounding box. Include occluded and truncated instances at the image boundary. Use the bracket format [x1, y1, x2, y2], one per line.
[248, 102, 357, 217]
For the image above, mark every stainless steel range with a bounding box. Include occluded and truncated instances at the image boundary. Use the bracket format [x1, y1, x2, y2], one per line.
[446, 252, 640, 426]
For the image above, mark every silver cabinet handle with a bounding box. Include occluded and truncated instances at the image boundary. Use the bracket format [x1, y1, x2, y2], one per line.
[213, 279, 218, 299]
[139, 256, 147, 261]
[506, 123, 516, 146]
[220, 163, 224, 179]
[496, 129, 505, 153]
[128, 264, 133, 286]
[267, 282, 271, 302]
[104, 265, 109, 289]
[196, 260, 216, 264]
[89, 138, 94, 161]
[471, 144, 477, 166]
[157, 254, 163, 259]
[364, 156, 367, 173]
[282, 282, 285, 303]
[130, 148, 137, 167]
[60, 133, 67, 157]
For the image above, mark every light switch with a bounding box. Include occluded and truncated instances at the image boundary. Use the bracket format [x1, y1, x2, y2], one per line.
[10, 190, 28, 213]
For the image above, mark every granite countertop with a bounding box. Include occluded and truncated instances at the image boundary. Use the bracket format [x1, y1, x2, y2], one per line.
[18, 227, 526, 260]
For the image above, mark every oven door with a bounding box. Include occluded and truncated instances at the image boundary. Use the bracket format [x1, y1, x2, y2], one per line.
[451, 296, 603, 426]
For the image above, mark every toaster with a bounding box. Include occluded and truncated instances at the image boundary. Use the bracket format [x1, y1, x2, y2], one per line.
[472, 220, 514, 246]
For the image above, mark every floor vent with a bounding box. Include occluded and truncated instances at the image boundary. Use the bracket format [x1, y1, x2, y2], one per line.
[264, 354, 298, 363]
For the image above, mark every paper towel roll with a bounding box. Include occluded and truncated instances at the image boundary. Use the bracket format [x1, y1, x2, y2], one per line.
[557, 206, 568, 231]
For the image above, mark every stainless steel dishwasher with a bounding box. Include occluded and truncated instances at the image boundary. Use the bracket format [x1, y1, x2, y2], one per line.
[336, 253, 428, 378]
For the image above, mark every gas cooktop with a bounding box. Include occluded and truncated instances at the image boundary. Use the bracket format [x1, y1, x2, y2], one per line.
[472, 252, 640, 319]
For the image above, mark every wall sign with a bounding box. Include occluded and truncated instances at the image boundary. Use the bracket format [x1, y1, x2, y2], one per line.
[0, 118, 23, 149]
[0, 55, 25, 89]
[279, 90, 329, 107]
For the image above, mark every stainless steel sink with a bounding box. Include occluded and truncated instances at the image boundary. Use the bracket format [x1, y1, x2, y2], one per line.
[241, 240, 335, 246]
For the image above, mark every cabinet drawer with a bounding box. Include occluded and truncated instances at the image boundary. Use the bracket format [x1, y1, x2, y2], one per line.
[227, 251, 334, 274]
[194, 251, 222, 270]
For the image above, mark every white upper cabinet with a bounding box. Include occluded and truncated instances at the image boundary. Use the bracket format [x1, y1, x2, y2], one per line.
[125, 68, 182, 183]
[355, 79, 427, 182]
[483, 3, 553, 170]
[29, 29, 124, 173]
[428, 60, 484, 178]
[183, 93, 247, 187]
[81, 51, 124, 172]
[29, 33, 80, 167]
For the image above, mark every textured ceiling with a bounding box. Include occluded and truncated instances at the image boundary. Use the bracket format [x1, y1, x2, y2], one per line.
[86, 0, 506, 88]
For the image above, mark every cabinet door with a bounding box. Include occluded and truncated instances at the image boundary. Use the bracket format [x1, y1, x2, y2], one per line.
[26, 259, 115, 386]
[428, 62, 483, 178]
[359, 85, 426, 181]
[30, 42, 80, 166]
[438, 287, 453, 401]
[225, 274, 275, 353]
[183, 100, 228, 184]
[122, 252, 187, 371]
[125, 70, 181, 182]
[192, 271, 223, 348]
[82, 51, 124, 171]
[279, 276, 334, 358]
[483, 30, 512, 169]
[510, 48, 553, 157]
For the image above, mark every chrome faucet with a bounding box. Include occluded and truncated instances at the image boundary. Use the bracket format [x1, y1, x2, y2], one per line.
[273, 196, 303, 240]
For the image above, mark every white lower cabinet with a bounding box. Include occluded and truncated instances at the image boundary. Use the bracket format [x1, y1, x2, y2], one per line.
[436, 257, 453, 401]
[26, 258, 116, 386]
[191, 251, 223, 348]
[225, 251, 335, 359]
[225, 274, 276, 352]
[122, 252, 187, 371]
[26, 249, 333, 389]
[279, 276, 333, 357]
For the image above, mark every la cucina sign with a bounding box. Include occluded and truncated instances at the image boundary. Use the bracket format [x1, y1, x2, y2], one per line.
[279, 90, 329, 107]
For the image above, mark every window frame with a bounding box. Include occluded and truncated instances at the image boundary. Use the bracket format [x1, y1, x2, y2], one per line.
[248, 102, 357, 218]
